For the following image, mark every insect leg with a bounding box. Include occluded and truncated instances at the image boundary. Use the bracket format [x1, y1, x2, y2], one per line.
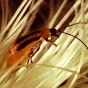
[45, 38, 57, 46]
[27, 41, 42, 67]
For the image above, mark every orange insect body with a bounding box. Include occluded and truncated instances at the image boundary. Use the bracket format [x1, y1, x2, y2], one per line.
[6, 28, 52, 67]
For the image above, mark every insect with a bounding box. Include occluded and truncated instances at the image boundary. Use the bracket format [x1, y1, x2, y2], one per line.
[6, 22, 88, 67]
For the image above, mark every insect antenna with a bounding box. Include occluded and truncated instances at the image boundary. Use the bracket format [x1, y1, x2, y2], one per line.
[59, 21, 88, 30]
[50, 21, 88, 49]
[57, 30, 88, 49]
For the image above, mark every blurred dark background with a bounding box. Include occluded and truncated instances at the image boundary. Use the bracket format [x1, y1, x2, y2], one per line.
[8, 0, 76, 31]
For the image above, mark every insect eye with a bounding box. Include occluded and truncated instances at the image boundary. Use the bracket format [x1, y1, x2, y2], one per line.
[50, 28, 59, 37]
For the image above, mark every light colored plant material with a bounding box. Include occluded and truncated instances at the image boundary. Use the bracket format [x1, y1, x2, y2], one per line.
[0, 0, 88, 88]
